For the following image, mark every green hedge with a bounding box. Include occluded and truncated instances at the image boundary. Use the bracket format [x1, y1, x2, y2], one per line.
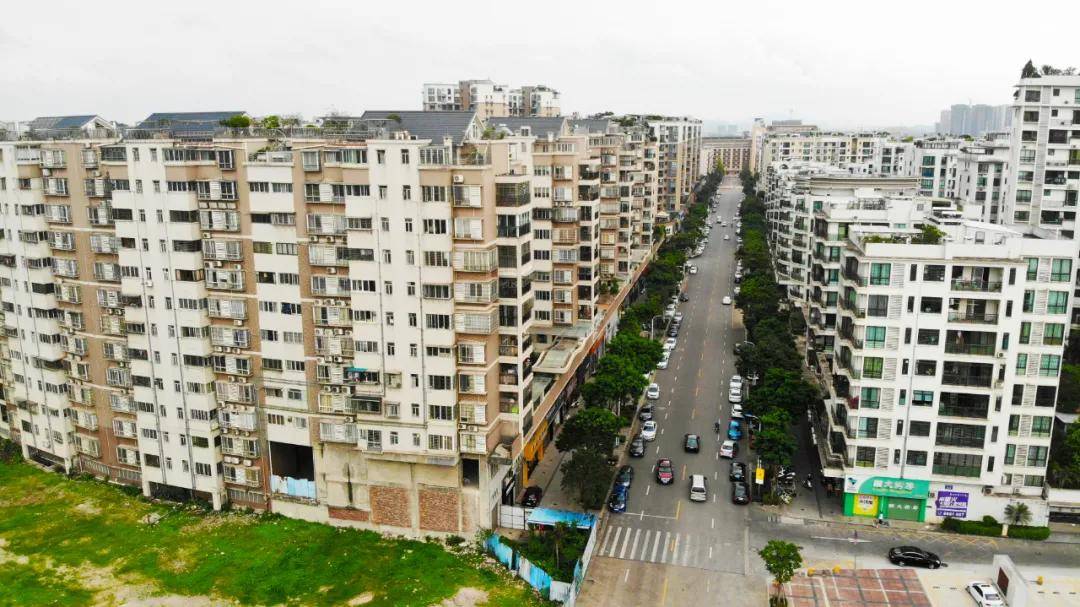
[940, 516, 1002, 537]
[1006, 525, 1051, 540]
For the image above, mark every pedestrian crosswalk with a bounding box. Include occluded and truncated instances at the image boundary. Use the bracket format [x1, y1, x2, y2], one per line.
[597, 524, 718, 569]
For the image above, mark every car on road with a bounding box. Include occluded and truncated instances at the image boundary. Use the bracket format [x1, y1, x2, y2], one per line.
[688, 265, 698, 275]
[667, 326, 679, 338]
[616, 465, 634, 488]
[656, 355, 669, 370]
[727, 420, 743, 440]
[720, 221, 727, 226]
[723, 234, 730, 240]
[521, 486, 543, 507]
[728, 386, 743, 403]
[731, 481, 750, 505]
[684, 433, 701, 453]
[664, 304, 676, 318]
[638, 404, 655, 421]
[673, 312, 684, 323]
[655, 458, 674, 484]
[664, 337, 677, 351]
[716, 218, 722, 225]
[887, 546, 941, 569]
[730, 375, 743, 390]
[646, 383, 661, 400]
[722, 296, 732, 305]
[966, 582, 1004, 607]
[689, 474, 708, 502]
[731, 404, 743, 419]
[679, 293, 689, 302]
[641, 420, 658, 441]
[720, 440, 738, 458]
[608, 485, 628, 513]
[729, 461, 747, 482]
[628, 434, 646, 457]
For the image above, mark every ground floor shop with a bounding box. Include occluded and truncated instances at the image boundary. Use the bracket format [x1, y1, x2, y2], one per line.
[843, 474, 930, 522]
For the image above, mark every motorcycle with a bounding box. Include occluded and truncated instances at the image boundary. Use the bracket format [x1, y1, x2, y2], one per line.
[804, 474, 813, 490]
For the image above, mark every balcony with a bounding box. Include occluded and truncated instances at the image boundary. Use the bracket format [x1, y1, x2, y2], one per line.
[495, 182, 530, 207]
[941, 373, 993, 388]
[944, 343, 995, 356]
[951, 280, 1002, 293]
[947, 311, 998, 324]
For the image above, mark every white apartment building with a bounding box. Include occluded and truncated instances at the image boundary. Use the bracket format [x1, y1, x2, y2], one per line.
[421, 80, 561, 119]
[954, 135, 1012, 224]
[761, 167, 1075, 525]
[646, 116, 702, 219]
[0, 108, 677, 536]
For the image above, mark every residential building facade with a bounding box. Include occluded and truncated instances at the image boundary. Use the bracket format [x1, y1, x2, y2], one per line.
[700, 137, 750, 176]
[422, 80, 561, 119]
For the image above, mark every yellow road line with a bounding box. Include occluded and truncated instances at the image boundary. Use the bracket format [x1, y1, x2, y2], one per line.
[675, 500, 682, 520]
[660, 575, 669, 606]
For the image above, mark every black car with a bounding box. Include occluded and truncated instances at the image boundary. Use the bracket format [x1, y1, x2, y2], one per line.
[667, 327, 679, 338]
[608, 485, 628, 513]
[628, 434, 646, 458]
[887, 546, 941, 569]
[731, 481, 750, 505]
[729, 461, 747, 482]
[616, 465, 634, 488]
[679, 293, 689, 302]
[684, 434, 701, 453]
[521, 486, 543, 507]
[638, 405, 655, 422]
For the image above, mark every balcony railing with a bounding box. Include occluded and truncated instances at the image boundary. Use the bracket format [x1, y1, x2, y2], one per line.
[947, 311, 998, 324]
[941, 373, 993, 388]
[944, 343, 995, 356]
[951, 279, 1002, 292]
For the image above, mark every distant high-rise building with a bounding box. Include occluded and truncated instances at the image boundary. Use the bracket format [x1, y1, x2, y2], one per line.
[935, 103, 1011, 137]
[421, 80, 560, 119]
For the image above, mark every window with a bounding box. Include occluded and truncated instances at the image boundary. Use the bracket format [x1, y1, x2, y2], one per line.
[195, 462, 213, 477]
[1047, 291, 1069, 314]
[862, 357, 883, 379]
[912, 390, 934, 407]
[855, 446, 876, 467]
[1036, 385, 1057, 407]
[864, 326, 885, 348]
[917, 329, 939, 345]
[909, 421, 931, 436]
[869, 263, 891, 285]
[1027, 446, 1048, 468]
[923, 265, 945, 281]
[856, 417, 878, 438]
[1039, 354, 1061, 377]
[906, 451, 927, 466]
[1044, 323, 1065, 345]
[920, 297, 942, 314]
[916, 360, 937, 376]
[867, 295, 888, 317]
[936, 423, 985, 448]
[932, 452, 982, 477]
[1031, 416, 1053, 438]
[1016, 353, 1029, 372]
[860, 387, 880, 409]
[400, 149, 410, 164]
[1023, 290, 1035, 313]
[1051, 259, 1072, 282]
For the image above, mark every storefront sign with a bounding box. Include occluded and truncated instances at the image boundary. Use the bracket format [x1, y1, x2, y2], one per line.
[845, 475, 929, 499]
[852, 494, 879, 516]
[935, 490, 969, 518]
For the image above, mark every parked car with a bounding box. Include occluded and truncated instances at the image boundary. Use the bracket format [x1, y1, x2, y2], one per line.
[689, 474, 708, 502]
[679, 293, 689, 302]
[966, 582, 1004, 607]
[655, 458, 674, 484]
[722, 296, 732, 305]
[628, 434, 646, 457]
[734, 286, 741, 295]
[608, 485, 628, 513]
[667, 326, 679, 338]
[641, 420, 658, 441]
[728, 386, 743, 403]
[729, 461, 747, 482]
[720, 440, 738, 458]
[723, 234, 730, 240]
[684, 433, 701, 453]
[638, 404, 655, 421]
[731, 404, 744, 419]
[664, 338, 677, 351]
[730, 375, 744, 390]
[656, 356, 669, 370]
[887, 546, 941, 569]
[731, 481, 750, 505]
[673, 312, 684, 323]
[522, 486, 543, 507]
[616, 465, 635, 488]
[688, 265, 698, 275]
[727, 420, 743, 440]
[646, 383, 661, 400]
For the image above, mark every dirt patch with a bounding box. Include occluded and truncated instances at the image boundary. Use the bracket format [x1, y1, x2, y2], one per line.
[74, 501, 102, 516]
[436, 587, 489, 607]
[0, 538, 30, 566]
[348, 591, 375, 605]
[181, 512, 254, 535]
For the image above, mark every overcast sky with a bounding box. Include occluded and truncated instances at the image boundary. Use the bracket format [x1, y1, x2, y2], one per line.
[4, 1, 1077, 131]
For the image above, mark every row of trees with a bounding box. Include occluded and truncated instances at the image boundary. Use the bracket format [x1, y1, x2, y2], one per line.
[557, 173, 723, 508]
[732, 173, 823, 492]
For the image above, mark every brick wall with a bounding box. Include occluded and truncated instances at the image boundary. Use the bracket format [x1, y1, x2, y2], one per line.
[328, 506, 370, 522]
[419, 487, 460, 532]
[370, 485, 410, 528]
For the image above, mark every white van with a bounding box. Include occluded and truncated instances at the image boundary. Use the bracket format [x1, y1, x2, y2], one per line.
[689, 474, 707, 502]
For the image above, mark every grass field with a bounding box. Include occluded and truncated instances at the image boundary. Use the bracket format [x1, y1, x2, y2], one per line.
[0, 458, 548, 606]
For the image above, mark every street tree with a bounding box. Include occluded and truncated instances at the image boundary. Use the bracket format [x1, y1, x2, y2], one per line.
[755, 410, 797, 470]
[758, 540, 803, 599]
[556, 407, 623, 454]
[1004, 503, 1032, 526]
[606, 332, 664, 374]
[560, 448, 613, 509]
[1050, 421, 1080, 488]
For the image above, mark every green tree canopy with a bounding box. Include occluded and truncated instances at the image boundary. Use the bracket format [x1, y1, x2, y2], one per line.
[556, 407, 623, 453]
[755, 409, 797, 469]
[605, 332, 664, 374]
[1021, 59, 1040, 78]
[1050, 421, 1080, 488]
[560, 448, 613, 509]
[759, 540, 803, 591]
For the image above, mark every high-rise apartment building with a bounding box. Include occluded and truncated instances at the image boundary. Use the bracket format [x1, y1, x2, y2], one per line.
[421, 81, 561, 119]
[763, 165, 1075, 525]
[700, 137, 750, 176]
[647, 116, 702, 219]
[936, 104, 1012, 137]
[954, 135, 1012, 225]
[0, 107, 681, 535]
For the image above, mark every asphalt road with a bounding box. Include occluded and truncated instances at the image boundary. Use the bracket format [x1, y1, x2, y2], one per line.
[578, 180, 765, 605]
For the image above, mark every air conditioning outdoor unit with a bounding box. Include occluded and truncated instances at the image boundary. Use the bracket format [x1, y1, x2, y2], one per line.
[453, 175, 464, 183]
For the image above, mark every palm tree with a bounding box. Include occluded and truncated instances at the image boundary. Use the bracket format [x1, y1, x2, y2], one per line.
[1004, 502, 1032, 526]
[550, 522, 573, 570]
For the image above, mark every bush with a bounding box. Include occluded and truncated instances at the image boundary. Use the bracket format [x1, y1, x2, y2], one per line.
[1007, 525, 1051, 541]
[0, 438, 22, 463]
[940, 516, 1001, 537]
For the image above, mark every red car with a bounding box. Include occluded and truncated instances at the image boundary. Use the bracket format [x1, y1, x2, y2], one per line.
[655, 458, 674, 485]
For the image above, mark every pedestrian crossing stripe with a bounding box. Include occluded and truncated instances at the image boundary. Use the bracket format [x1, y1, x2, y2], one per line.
[598, 525, 707, 567]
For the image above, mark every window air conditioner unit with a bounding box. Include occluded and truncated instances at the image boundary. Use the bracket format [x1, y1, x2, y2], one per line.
[453, 175, 465, 183]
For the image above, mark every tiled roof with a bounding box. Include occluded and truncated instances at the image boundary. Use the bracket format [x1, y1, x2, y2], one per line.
[485, 116, 568, 139]
[28, 115, 99, 130]
[359, 111, 478, 145]
[138, 111, 246, 133]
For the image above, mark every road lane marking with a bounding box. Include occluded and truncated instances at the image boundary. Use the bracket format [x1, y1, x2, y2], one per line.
[624, 567, 630, 582]
[650, 531, 662, 562]
[606, 527, 623, 556]
[681, 464, 686, 480]
[655, 445, 660, 455]
[691, 408, 696, 419]
[711, 517, 715, 529]
[661, 532, 672, 563]
[618, 527, 632, 559]
[695, 386, 699, 396]
[638, 530, 651, 559]
[714, 470, 718, 480]
[709, 545, 714, 560]
[712, 493, 717, 503]
[660, 575, 669, 605]
[628, 528, 641, 560]
[675, 500, 681, 520]
[645, 485, 650, 496]
[671, 533, 680, 556]
[681, 534, 692, 566]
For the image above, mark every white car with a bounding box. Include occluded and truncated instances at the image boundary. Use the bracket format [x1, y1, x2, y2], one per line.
[734, 286, 741, 295]
[723, 234, 730, 240]
[663, 337, 677, 351]
[657, 354, 670, 370]
[720, 440, 737, 458]
[728, 386, 743, 404]
[646, 383, 661, 400]
[730, 375, 744, 390]
[966, 582, 1004, 607]
[688, 266, 698, 275]
[722, 296, 732, 305]
[641, 420, 658, 441]
[673, 312, 684, 323]
[716, 218, 722, 225]
[731, 404, 744, 419]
